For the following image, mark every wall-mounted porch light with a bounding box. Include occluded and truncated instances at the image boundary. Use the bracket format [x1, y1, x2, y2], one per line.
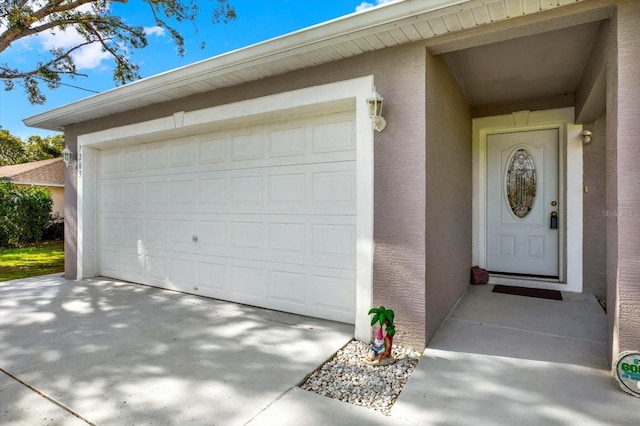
[366, 88, 387, 132]
[579, 129, 592, 144]
[62, 146, 76, 168]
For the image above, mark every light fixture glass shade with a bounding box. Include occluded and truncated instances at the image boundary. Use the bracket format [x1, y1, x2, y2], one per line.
[366, 89, 386, 132]
[366, 91, 384, 119]
[62, 146, 74, 167]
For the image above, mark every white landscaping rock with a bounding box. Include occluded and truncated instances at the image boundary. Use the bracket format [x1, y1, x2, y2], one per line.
[299, 340, 421, 415]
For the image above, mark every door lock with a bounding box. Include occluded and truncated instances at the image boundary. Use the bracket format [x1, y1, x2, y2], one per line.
[550, 211, 558, 229]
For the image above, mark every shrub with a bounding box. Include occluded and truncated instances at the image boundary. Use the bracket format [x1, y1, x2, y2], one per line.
[43, 213, 65, 241]
[0, 181, 53, 247]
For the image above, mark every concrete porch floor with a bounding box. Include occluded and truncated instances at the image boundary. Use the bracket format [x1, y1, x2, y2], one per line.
[390, 284, 640, 425]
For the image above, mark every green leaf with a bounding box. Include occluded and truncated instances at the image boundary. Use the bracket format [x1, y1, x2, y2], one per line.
[370, 314, 379, 326]
[386, 309, 395, 325]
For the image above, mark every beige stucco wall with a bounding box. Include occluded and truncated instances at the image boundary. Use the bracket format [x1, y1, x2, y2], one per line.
[609, 0, 640, 359]
[582, 115, 607, 299]
[65, 43, 429, 349]
[425, 52, 472, 341]
[50, 186, 64, 218]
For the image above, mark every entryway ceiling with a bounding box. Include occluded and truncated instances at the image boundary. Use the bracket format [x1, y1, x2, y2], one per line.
[441, 21, 601, 112]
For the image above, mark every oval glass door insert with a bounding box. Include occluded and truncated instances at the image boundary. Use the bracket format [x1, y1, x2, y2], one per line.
[506, 148, 537, 218]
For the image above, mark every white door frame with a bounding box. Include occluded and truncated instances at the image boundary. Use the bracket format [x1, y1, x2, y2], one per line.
[75, 76, 376, 341]
[472, 108, 584, 292]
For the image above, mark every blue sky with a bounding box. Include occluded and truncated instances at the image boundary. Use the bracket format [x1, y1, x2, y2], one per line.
[0, 0, 394, 139]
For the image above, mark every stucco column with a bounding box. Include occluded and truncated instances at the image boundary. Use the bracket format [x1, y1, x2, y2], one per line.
[64, 133, 78, 280]
[608, 0, 640, 362]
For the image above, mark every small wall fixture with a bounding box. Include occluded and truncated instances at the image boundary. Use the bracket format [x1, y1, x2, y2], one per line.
[62, 146, 76, 168]
[580, 129, 592, 144]
[366, 88, 387, 132]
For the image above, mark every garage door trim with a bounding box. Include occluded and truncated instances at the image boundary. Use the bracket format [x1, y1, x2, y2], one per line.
[76, 76, 375, 341]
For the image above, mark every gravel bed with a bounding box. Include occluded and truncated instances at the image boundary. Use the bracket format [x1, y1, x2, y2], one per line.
[299, 340, 421, 415]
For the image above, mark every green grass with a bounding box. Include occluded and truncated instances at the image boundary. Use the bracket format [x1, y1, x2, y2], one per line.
[0, 240, 64, 282]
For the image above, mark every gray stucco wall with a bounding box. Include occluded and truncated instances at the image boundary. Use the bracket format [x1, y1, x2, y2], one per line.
[582, 115, 607, 299]
[64, 44, 429, 349]
[424, 53, 472, 342]
[612, 0, 640, 357]
[605, 8, 619, 362]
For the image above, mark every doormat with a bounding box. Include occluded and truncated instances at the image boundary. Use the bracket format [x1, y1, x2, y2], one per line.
[492, 285, 562, 300]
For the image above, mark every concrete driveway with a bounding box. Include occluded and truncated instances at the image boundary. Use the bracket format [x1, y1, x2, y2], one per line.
[4, 276, 640, 426]
[0, 275, 352, 425]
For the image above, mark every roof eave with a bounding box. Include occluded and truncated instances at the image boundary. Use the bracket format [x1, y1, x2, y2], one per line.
[23, 0, 470, 131]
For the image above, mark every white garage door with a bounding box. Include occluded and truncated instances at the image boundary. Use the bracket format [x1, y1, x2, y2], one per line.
[98, 111, 356, 323]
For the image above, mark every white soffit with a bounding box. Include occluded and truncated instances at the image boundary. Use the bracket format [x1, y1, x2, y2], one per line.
[24, 0, 586, 131]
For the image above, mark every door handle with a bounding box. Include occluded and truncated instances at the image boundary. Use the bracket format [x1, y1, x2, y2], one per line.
[550, 211, 558, 229]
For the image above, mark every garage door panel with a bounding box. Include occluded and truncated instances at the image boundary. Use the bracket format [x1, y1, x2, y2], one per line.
[145, 144, 167, 170]
[169, 180, 196, 210]
[169, 219, 196, 250]
[197, 220, 227, 248]
[145, 254, 168, 282]
[312, 119, 355, 154]
[105, 214, 355, 269]
[122, 253, 144, 279]
[99, 110, 357, 324]
[169, 258, 196, 285]
[101, 249, 121, 276]
[231, 131, 263, 161]
[267, 222, 305, 254]
[122, 182, 143, 209]
[198, 177, 227, 202]
[102, 150, 123, 175]
[230, 175, 263, 207]
[229, 263, 266, 299]
[123, 146, 144, 172]
[144, 180, 167, 206]
[100, 216, 122, 244]
[122, 218, 143, 242]
[311, 273, 356, 318]
[267, 269, 306, 305]
[199, 136, 226, 164]
[268, 125, 306, 158]
[170, 139, 196, 167]
[101, 183, 122, 210]
[145, 219, 168, 247]
[196, 260, 227, 294]
[99, 112, 355, 179]
[230, 221, 263, 250]
[101, 248, 144, 283]
[311, 223, 355, 257]
[311, 170, 355, 210]
[268, 173, 305, 204]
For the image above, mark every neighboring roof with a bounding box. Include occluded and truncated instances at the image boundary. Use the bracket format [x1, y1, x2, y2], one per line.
[0, 158, 65, 187]
[24, 0, 589, 131]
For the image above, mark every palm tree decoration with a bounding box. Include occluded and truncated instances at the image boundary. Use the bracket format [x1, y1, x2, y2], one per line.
[368, 306, 395, 358]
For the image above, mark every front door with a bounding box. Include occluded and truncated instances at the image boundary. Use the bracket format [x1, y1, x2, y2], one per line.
[486, 128, 559, 278]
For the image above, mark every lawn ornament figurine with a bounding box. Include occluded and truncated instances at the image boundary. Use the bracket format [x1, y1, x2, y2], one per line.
[365, 306, 396, 365]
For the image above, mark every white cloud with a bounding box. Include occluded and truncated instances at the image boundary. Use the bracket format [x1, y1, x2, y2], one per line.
[39, 27, 112, 70]
[144, 26, 166, 37]
[356, 1, 375, 11]
[355, 0, 397, 12]
[2, 2, 114, 70]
